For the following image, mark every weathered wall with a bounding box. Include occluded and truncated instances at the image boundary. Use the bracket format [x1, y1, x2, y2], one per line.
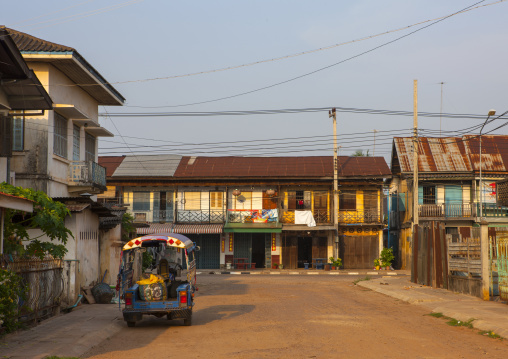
[99, 224, 123, 286]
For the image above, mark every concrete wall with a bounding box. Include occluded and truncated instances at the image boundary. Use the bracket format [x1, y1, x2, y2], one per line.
[99, 224, 123, 286]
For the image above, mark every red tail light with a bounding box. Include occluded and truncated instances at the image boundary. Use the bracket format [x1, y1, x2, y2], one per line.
[180, 291, 187, 304]
[125, 293, 132, 306]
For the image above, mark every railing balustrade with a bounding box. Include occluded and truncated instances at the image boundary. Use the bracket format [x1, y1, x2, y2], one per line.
[177, 209, 225, 223]
[280, 209, 330, 224]
[68, 160, 106, 187]
[418, 203, 474, 218]
[338, 209, 380, 223]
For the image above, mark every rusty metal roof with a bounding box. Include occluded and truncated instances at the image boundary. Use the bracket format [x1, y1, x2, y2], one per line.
[393, 135, 508, 173]
[98, 156, 125, 177]
[174, 156, 390, 178]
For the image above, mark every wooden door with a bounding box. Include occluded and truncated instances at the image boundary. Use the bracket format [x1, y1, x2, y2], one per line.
[340, 235, 378, 269]
[282, 235, 297, 269]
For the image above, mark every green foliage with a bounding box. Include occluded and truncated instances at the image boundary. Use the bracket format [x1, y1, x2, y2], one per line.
[380, 247, 395, 267]
[352, 149, 370, 157]
[329, 257, 342, 267]
[446, 318, 474, 329]
[0, 183, 72, 259]
[479, 330, 501, 339]
[352, 276, 371, 285]
[142, 251, 153, 271]
[0, 269, 27, 334]
[121, 212, 135, 241]
[373, 258, 381, 267]
[428, 312, 444, 318]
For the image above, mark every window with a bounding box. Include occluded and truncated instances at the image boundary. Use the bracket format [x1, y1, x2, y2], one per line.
[234, 192, 252, 210]
[184, 192, 201, 210]
[313, 191, 328, 209]
[363, 190, 378, 211]
[210, 192, 223, 209]
[85, 133, 95, 163]
[73, 125, 80, 161]
[12, 115, 24, 151]
[53, 113, 68, 158]
[287, 191, 311, 210]
[133, 192, 150, 211]
[423, 186, 436, 204]
[339, 190, 356, 210]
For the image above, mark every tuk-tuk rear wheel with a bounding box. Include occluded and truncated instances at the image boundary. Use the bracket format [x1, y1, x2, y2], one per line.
[127, 321, 136, 327]
[183, 316, 192, 326]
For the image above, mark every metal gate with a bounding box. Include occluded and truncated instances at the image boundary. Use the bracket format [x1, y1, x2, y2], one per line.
[187, 234, 220, 269]
[233, 233, 252, 263]
[494, 232, 508, 301]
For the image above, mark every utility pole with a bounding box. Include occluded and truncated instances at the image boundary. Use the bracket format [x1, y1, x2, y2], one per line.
[329, 108, 339, 259]
[413, 80, 419, 231]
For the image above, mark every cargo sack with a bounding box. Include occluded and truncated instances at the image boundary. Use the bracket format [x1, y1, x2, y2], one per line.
[138, 282, 167, 301]
[136, 273, 165, 286]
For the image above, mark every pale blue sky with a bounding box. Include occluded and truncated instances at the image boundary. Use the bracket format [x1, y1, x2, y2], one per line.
[3, 0, 508, 160]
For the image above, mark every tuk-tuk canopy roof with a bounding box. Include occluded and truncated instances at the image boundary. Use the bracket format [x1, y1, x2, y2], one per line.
[123, 233, 194, 251]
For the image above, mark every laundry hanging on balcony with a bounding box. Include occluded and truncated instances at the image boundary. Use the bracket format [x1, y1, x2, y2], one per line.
[294, 210, 316, 227]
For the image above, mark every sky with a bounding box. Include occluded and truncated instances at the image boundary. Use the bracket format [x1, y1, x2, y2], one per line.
[3, 0, 508, 162]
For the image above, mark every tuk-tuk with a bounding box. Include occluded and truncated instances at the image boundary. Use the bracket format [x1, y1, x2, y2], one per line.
[118, 233, 198, 327]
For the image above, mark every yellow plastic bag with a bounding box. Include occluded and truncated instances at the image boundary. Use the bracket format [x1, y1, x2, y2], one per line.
[136, 274, 164, 285]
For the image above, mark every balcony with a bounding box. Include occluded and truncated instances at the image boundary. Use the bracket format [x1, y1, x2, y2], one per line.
[132, 209, 174, 223]
[338, 209, 380, 224]
[177, 210, 225, 223]
[478, 203, 508, 218]
[68, 161, 106, 193]
[227, 209, 278, 223]
[280, 209, 330, 224]
[418, 203, 474, 218]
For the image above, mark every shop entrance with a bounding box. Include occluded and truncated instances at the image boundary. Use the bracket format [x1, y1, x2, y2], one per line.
[252, 233, 266, 268]
[297, 237, 312, 268]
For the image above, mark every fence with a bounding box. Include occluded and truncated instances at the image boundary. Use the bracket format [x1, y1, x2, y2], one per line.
[7, 256, 64, 324]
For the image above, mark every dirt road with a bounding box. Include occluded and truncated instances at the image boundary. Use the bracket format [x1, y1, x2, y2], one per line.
[85, 275, 508, 359]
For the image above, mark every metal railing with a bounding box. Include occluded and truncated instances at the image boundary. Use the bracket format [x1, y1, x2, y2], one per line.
[68, 160, 106, 187]
[338, 209, 380, 223]
[177, 209, 225, 223]
[477, 203, 508, 217]
[131, 209, 174, 223]
[7, 256, 64, 324]
[418, 203, 474, 218]
[280, 209, 330, 224]
[227, 209, 278, 223]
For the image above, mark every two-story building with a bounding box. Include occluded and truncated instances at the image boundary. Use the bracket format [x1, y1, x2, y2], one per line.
[99, 154, 390, 270]
[389, 135, 508, 269]
[4, 28, 126, 304]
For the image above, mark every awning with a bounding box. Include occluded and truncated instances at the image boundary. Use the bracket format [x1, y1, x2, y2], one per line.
[224, 223, 282, 233]
[172, 224, 223, 234]
[136, 223, 173, 234]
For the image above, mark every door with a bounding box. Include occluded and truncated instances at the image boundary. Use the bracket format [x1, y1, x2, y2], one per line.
[298, 237, 312, 268]
[234, 233, 252, 264]
[340, 235, 379, 269]
[188, 234, 220, 269]
[251, 233, 266, 268]
[445, 185, 462, 217]
[282, 235, 297, 269]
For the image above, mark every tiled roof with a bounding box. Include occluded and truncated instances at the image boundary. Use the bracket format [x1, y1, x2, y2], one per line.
[8, 28, 74, 53]
[392, 135, 508, 173]
[174, 156, 390, 178]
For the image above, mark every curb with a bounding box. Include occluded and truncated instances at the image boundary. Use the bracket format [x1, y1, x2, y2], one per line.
[198, 271, 404, 276]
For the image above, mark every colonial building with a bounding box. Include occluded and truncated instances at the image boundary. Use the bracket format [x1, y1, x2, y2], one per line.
[4, 28, 125, 304]
[99, 155, 390, 269]
[389, 136, 508, 269]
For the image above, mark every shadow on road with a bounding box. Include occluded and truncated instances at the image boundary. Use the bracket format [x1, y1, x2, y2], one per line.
[193, 304, 255, 325]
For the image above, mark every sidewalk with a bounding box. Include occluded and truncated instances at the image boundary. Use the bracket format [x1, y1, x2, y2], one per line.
[197, 268, 408, 276]
[358, 275, 508, 339]
[0, 304, 124, 359]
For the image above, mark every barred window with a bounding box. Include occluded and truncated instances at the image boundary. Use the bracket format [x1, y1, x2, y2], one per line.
[85, 133, 96, 162]
[73, 125, 80, 161]
[53, 113, 68, 158]
[12, 115, 24, 151]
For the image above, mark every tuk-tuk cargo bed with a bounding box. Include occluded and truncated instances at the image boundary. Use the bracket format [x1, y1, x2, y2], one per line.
[123, 307, 192, 318]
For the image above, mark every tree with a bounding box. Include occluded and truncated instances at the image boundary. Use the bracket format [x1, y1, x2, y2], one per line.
[0, 183, 72, 259]
[352, 149, 370, 157]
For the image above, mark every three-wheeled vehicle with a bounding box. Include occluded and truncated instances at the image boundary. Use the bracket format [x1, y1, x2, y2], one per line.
[118, 233, 198, 327]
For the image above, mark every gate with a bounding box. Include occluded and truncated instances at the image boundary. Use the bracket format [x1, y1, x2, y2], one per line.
[494, 232, 508, 301]
[234, 233, 252, 263]
[186, 234, 220, 269]
[340, 235, 378, 269]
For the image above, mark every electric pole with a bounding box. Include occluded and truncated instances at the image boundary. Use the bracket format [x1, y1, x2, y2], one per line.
[329, 108, 339, 259]
[413, 80, 419, 230]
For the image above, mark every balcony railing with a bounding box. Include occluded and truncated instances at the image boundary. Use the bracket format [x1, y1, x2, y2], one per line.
[177, 210, 225, 223]
[227, 209, 278, 223]
[338, 209, 380, 224]
[68, 161, 106, 187]
[418, 203, 474, 218]
[477, 203, 508, 217]
[280, 209, 330, 224]
[132, 209, 174, 223]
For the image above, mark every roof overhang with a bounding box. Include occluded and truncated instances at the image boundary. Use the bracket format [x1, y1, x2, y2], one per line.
[85, 125, 114, 137]
[54, 104, 89, 121]
[21, 53, 124, 106]
[0, 192, 33, 212]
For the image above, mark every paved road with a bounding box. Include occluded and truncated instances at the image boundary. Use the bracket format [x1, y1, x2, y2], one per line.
[84, 275, 508, 359]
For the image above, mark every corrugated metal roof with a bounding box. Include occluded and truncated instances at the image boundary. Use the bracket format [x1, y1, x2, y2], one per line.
[98, 156, 125, 177]
[393, 135, 508, 173]
[112, 155, 182, 177]
[174, 156, 390, 178]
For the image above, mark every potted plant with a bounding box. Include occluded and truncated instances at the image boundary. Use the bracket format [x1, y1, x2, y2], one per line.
[373, 258, 381, 270]
[380, 247, 395, 270]
[329, 257, 342, 270]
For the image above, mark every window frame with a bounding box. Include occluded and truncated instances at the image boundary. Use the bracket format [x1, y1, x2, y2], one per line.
[339, 190, 356, 211]
[53, 112, 68, 158]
